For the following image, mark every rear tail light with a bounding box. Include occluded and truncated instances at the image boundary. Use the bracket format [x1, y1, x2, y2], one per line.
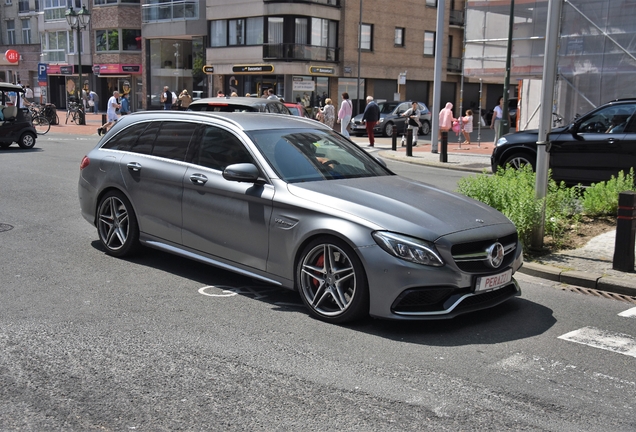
[80, 156, 90, 170]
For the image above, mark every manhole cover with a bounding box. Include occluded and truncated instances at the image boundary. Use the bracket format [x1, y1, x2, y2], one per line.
[0, 223, 14, 233]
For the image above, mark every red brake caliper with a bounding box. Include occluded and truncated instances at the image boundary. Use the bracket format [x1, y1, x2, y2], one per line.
[312, 254, 324, 288]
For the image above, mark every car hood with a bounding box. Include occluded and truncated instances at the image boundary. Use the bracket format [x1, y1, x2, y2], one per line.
[504, 126, 568, 140]
[287, 176, 514, 241]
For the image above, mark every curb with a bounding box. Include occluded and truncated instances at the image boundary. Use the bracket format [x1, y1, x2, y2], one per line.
[377, 149, 491, 173]
[519, 262, 636, 297]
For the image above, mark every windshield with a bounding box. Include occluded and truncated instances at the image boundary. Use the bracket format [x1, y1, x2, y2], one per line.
[247, 128, 393, 183]
[380, 103, 399, 114]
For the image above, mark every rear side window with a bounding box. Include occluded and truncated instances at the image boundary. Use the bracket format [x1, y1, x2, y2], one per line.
[152, 122, 195, 161]
[130, 122, 161, 155]
[101, 122, 151, 151]
[191, 126, 254, 171]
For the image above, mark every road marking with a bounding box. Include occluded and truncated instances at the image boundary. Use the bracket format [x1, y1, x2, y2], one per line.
[558, 326, 636, 358]
[198, 285, 238, 297]
[619, 307, 636, 318]
[198, 284, 281, 299]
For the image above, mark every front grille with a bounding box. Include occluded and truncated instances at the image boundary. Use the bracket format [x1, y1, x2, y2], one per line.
[451, 232, 518, 273]
[392, 287, 461, 313]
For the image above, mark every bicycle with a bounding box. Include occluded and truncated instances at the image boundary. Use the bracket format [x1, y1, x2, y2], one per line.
[65, 101, 85, 125]
[28, 104, 51, 135]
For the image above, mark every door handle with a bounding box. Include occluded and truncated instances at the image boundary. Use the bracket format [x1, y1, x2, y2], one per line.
[127, 162, 142, 172]
[190, 173, 208, 185]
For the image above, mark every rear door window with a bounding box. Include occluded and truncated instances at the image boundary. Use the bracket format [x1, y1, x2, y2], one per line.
[101, 122, 151, 151]
[152, 121, 196, 161]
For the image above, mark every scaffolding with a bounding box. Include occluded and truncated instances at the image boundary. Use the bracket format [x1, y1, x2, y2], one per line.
[464, 0, 636, 125]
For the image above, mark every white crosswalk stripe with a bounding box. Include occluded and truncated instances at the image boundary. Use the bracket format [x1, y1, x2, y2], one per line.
[558, 326, 636, 358]
[618, 307, 636, 318]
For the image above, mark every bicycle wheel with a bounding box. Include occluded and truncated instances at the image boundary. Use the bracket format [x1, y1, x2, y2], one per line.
[73, 109, 85, 125]
[33, 116, 50, 135]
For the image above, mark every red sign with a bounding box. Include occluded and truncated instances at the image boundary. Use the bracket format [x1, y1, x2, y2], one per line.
[5, 49, 19, 64]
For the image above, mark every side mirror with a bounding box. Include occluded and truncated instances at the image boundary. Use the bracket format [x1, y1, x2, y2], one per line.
[223, 163, 261, 183]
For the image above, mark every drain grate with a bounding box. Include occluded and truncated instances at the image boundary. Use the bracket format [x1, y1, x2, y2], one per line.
[559, 285, 636, 305]
[0, 223, 14, 233]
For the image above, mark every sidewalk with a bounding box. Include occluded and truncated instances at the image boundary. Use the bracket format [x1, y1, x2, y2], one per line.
[350, 132, 636, 299]
[46, 111, 110, 136]
[47, 119, 636, 298]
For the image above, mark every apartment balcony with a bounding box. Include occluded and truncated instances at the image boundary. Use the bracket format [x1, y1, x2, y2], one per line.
[447, 57, 462, 74]
[142, 0, 199, 23]
[263, 43, 339, 62]
[263, 0, 339, 6]
[449, 10, 464, 27]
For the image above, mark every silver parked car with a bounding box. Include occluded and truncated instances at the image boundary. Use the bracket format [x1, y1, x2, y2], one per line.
[78, 111, 522, 323]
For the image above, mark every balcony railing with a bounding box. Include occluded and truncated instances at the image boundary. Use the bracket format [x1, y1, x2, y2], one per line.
[449, 10, 464, 26]
[263, 0, 339, 5]
[263, 43, 339, 62]
[142, 0, 199, 23]
[447, 57, 462, 73]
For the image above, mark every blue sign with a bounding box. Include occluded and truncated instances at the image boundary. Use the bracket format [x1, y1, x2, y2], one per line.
[38, 63, 47, 82]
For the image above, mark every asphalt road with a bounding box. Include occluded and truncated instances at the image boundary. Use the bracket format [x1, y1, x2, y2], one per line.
[0, 135, 635, 431]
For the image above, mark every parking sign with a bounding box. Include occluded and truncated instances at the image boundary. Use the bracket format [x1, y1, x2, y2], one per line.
[38, 63, 48, 82]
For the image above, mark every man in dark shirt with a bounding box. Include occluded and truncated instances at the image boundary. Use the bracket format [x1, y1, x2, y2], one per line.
[362, 96, 380, 147]
[160, 86, 173, 110]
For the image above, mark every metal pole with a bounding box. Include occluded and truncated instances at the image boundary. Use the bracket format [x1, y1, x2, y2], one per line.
[531, 0, 564, 250]
[77, 25, 84, 125]
[356, 0, 363, 115]
[431, 0, 446, 154]
[500, 0, 514, 138]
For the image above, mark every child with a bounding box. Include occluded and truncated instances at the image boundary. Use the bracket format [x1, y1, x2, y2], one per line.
[462, 109, 474, 145]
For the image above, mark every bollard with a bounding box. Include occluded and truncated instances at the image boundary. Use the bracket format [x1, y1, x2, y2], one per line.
[613, 191, 636, 272]
[440, 131, 448, 163]
[101, 114, 107, 125]
[406, 128, 413, 157]
[392, 125, 397, 151]
[79, 108, 86, 125]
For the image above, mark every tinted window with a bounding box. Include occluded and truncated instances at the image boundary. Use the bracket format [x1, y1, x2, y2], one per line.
[152, 122, 195, 161]
[130, 122, 161, 155]
[193, 126, 254, 171]
[189, 103, 258, 112]
[101, 122, 150, 151]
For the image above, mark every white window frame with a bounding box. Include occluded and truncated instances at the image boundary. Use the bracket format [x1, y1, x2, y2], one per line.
[424, 30, 435, 56]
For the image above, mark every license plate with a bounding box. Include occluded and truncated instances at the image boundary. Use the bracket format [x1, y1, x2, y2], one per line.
[475, 269, 512, 292]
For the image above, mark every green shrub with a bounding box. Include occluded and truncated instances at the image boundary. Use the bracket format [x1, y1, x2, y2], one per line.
[581, 168, 635, 216]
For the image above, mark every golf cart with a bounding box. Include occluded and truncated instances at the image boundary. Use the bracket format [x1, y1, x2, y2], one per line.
[0, 82, 37, 149]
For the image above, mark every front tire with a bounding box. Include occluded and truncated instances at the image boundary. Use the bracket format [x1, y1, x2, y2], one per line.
[97, 191, 140, 257]
[503, 152, 536, 171]
[296, 237, 369, 323]
[18, 133, 36, 149]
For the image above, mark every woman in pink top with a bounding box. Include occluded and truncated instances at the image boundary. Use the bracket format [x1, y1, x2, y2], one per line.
[438, 102, 455, 132]
[337, 92, 353, 138]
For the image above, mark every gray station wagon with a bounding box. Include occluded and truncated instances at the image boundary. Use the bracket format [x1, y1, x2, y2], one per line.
[78, 111, 522, 324]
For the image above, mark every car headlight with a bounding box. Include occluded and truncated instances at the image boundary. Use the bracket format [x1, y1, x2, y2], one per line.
[377, 118, 384, 123]
[372, 231, 444, 267]
[496, 137, 508, 146]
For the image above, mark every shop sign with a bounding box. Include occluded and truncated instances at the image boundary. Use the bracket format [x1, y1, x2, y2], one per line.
[232, 64, 274, 74]
[202, 65, 214, 74]
[60, 65, 74, 75]
[309, 66, 335, 75]
[4, 49, 19, 64]
[93, 64, 142, 74]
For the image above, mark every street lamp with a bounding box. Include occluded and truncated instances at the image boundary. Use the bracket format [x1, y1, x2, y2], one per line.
[66, 4, 91, 125]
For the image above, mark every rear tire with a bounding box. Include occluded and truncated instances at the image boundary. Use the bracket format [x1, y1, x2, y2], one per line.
[18, 132, 36, 149]
[33, 116, 50, 135]
[97, 191, 140, 257]
[419, 121, 431, 135]
[296, 237, 369, 324]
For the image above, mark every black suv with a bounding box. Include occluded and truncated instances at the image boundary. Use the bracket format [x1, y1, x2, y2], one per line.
[0, 82, 37, 150]
[188, 96, 291, 115]
[491, 99, 636, 184]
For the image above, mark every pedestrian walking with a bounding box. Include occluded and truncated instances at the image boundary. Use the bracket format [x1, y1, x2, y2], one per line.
[119, 93, 130, 115]
[97, 90, 121, 136]
[438, 102, 456, 154]
[362, 95, 380, 147]
[337, 92, 353, 137]
[322, 98, 336, 129]
[490, 96, 510, 143]
[24, 85, 34, 103]
[401, 101, 422, 146]
[88, 90, 99, 114]
[160, 86, 173, 110]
